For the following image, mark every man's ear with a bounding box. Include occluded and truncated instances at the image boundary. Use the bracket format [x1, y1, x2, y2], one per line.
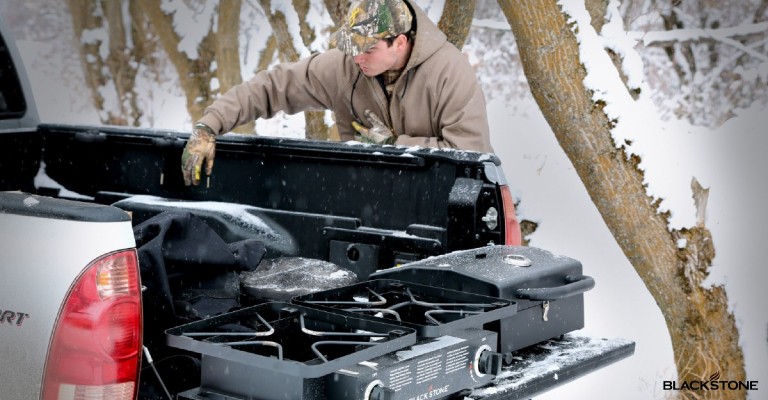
[395, 34, 409, 49]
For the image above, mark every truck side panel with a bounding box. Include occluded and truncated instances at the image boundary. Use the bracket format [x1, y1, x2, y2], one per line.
[0, 193, 135, 400]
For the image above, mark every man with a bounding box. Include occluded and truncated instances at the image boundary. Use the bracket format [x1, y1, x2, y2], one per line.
[182, 0, 493, 186]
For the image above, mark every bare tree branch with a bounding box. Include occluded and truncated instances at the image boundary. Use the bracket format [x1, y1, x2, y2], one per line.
[585, 0, 608, 32]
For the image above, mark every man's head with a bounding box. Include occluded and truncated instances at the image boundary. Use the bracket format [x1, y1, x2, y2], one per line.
[331, 0, 414, 69]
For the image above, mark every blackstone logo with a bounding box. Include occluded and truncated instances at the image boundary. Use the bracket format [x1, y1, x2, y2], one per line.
[408, 384, 450, 400]
[663, 372, 759, 391]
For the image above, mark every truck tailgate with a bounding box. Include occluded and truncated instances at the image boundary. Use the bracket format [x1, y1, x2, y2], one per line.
[468, 334, 634, 399]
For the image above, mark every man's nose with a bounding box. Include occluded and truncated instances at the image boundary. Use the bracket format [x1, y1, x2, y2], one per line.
[353, 54, 365, 64]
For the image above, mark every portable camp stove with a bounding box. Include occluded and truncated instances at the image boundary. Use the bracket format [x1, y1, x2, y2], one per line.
[169, 283, 515, 400]
[166, 247, 634, 400]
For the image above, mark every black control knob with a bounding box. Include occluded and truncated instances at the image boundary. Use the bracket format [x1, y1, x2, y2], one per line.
[477, 349, 503, 376]
[364, 381, 394, 400]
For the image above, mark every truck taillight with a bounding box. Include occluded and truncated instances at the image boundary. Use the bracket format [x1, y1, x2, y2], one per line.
[500, 185, 522, 246]
[41, 249, 142, 400]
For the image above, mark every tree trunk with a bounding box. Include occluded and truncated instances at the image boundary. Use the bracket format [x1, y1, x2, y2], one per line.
[100, 0, 141, 125]
[137, 0, 213, 124]
[67, 0, 105, 116]
[498, 1, 746, 398]
[216, 0, 255, 134]
[293, 0, 316, 49]
[68, 0, 141, 126]
[259, 0, 333, 140]
[258, 35, 278, 72]
[322, 0, 349, 26]
[215, 0, 243, 93]
[437, 0, 476, 50]
[321, 0, 350, 141]
[296, 0, 337, 140]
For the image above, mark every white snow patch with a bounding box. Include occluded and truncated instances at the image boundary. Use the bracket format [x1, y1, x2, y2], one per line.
[33, 162, 95, 200]
[116, 195, 275, 234]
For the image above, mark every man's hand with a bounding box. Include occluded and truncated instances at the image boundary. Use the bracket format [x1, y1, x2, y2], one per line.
[181, 123, 217, 186]
[352, 109, 396, 144]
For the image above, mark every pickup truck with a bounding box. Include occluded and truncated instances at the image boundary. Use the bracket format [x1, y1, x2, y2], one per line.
[0, 16, 633, 400]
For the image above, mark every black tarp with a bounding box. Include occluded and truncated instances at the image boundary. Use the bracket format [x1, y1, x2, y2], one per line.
[134, 211, 265, 398]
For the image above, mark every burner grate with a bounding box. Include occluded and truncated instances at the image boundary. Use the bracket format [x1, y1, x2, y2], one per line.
[294, 279, 517, 337]
[166, 302, 417, 378]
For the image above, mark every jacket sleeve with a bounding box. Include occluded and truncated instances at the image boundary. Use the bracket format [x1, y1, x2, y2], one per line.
[198, 51, 345, 135]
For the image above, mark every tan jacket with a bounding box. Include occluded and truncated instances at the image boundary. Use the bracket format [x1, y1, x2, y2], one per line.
[199, 0, 493, 153]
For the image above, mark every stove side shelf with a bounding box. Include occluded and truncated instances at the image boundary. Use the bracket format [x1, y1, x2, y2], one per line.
[466, 334, 636, 399]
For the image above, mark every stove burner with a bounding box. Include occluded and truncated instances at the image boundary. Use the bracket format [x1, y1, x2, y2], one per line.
[294, 279, 517, 337]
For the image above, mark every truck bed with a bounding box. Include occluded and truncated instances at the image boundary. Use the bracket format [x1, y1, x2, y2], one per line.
[4, 123, 517, 267]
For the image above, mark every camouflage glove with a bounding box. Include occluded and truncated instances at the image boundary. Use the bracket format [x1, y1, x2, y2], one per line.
[181, 123, 217, 186]
[351, 109, 396, 145]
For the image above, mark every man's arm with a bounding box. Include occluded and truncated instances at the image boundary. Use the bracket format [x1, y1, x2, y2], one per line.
[198, 51, 345, 135]
[182, 51, 346, 185]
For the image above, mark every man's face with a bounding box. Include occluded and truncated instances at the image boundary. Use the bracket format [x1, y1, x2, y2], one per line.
[352, 39, 401, 77]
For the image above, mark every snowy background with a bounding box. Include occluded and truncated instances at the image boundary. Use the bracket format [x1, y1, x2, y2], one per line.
[2, 0, 767, 399]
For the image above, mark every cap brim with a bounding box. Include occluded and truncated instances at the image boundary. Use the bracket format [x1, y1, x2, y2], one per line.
[330, 28, 379, 57]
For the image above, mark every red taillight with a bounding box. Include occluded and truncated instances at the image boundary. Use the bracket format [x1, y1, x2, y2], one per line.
[500, 185, 522, 246]
[41, 249, 142, 400]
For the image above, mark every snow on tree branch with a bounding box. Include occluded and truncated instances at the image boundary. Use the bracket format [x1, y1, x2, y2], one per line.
[630, 22, 768, 63]
[630, 22, 768, 47]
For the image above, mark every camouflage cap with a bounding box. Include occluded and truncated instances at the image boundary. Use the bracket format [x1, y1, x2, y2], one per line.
[330, 0, 413, 57]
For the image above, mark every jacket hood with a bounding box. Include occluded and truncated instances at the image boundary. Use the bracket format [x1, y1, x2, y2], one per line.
[403, 0, 447, 72]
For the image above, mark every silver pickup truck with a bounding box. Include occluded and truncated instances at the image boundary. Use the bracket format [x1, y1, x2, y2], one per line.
[0, 15, 142, 400]
[0, 14, 633, 400]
